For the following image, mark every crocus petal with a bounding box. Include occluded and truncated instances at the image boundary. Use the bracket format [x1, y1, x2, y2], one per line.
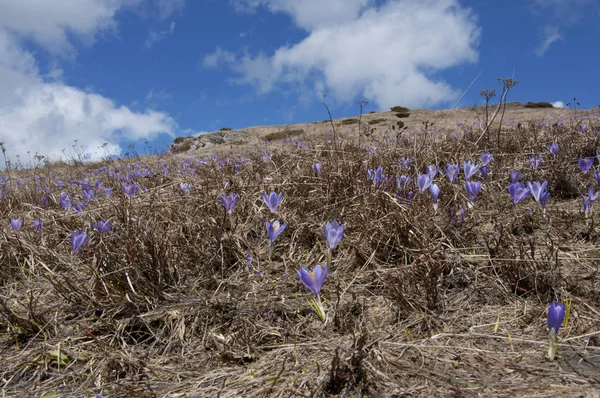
[324, 221, 344, 250]
[297, 267, 319, 297]
[547, 301, 566, 334]
[429, 183, 440, 203]
[297, 264, 327, 298]
[314, 264, 328, 287]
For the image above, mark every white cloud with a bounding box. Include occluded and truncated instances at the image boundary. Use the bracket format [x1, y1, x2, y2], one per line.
[0, 0, 140, 58]
[145, 21, 176, 48]
[529, 0, 600, 53]
[0, 0, 178, 164]
[532, 0, 600, 25]
[230, 0, 371, 30]
[229, 0, 265, 14]
[202, 46, 237, 68]
[235, 0, 373, 31]
[535, 25, 562, 56]
[146, 88, 172, 102]
[552, 101, 565, 108]
[210, 0, 480, 109]
[156, 0, 186, 20]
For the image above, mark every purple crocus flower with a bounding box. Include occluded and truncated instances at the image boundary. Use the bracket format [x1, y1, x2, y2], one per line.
[445, 163, 459, 183]
[297, 264, 328, 300]
[33, 219, 43, 233]
[219, 192, 239, 214]
[463, 161, 480, 180]
[265, 219, 287, 260]
[10, 219, 22, 233]
[397, 175, 410, 190]
[417, 173, 433, 193]
[71, 231, 89, 255]
[93, 220, 112, 234]
[59, 195, 71, 210]
[262, 148, 271, 163]
[548, 301, 566, 335]
[452, 208, 465, 223]
[527, 181, 549, 203]
[104, 187, 112, 197]
[429, 183, 440, 211]
[589, 188, 599, 205]
[508, 183, 530, 204]
[465, 180, 482, 204]
[427, 164, 438, 178]
[481, 152, 493, 166]
[594, 172, 600, 187]
[265, 220, 287, 245]
[122, 183, 136, 197]
[72, 202, 85, 213]
[312, 163, 322, 175]
[548, 143, 559, 155]
[579, 157, 594, 174]
[82, 186, 95, 202]
[480, 166, 489, 179]
[245, 251, 252, 267]
[584, 188, 599, 215]
[509, 171, 521, 184]
[540, 189, 551, 209]
[324, 221, 344, 251]
[529, 155, 542, 169]
[262, 191, 283, 213]
[399, 156, 411, 169]
[180, 182, 192, 194]
[547, 300, 566, 360]
[367, 167, 384, 188]
[583, 194, 591, 214]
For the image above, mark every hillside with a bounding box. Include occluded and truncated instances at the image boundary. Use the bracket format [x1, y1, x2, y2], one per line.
[1, 102, 600, 397]
[169, 102, 579, 156]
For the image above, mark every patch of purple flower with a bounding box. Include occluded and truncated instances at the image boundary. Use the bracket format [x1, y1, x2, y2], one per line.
[262, 191, 283, 213]
[445, 163, 459, 183]
[529, 155, 542, 169]
[579, 157, 594, 174]
[508, 183, 530, 204]
[463, 161, 480, 180]
[71, 231, 90, 255]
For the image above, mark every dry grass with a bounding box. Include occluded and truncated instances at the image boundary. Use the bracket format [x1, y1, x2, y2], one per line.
[1, 105, 600, 397]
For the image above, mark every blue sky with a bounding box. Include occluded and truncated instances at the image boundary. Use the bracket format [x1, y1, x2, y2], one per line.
[0, 0, 598, 164]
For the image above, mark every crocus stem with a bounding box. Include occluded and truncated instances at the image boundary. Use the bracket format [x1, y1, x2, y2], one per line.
[228, 214, 236, 237]
[314, 295, 326, 322]
[327, 250, 332, 269]
[547, 330, 557, 361]
[268, 244, 273, 261]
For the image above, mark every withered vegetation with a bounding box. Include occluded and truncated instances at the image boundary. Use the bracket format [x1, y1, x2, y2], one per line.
[1, 103, 600, 397]
[264, 129, 305, 142]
